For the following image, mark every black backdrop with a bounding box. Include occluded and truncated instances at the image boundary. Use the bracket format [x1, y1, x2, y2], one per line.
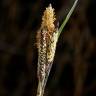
[0, 0, 96, 96]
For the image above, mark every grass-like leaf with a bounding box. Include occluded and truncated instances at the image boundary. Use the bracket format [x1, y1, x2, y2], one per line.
[58, 0, 78, 37]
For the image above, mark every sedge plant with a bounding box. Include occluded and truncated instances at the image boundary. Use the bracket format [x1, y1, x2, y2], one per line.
[36, 0, 78, 96]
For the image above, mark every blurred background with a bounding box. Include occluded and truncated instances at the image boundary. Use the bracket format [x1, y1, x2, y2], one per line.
[0, 0, 96, 96]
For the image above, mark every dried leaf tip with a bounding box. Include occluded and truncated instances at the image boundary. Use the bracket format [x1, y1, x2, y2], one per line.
[41, 4, 56, 33]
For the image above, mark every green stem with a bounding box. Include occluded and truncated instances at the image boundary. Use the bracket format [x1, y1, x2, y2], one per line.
[58, 0, 78, 37]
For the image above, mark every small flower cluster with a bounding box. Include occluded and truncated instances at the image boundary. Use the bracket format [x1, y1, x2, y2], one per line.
[36, 4, 58, 96]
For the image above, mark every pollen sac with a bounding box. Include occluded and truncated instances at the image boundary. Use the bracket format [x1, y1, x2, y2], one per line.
[41, 4, 56, 33]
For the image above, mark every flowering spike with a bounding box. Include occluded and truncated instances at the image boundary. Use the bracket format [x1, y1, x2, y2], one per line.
[36, 4, 59, 96]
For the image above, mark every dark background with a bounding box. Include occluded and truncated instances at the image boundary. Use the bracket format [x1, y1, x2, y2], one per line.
[0, 0, 96, 96]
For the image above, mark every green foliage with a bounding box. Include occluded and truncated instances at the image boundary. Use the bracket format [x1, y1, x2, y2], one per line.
[58, 0, 78, 37]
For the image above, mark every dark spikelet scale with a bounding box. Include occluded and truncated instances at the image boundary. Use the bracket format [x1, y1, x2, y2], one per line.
[43, 61, 53, 89]
[37, 28, 47, 82]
